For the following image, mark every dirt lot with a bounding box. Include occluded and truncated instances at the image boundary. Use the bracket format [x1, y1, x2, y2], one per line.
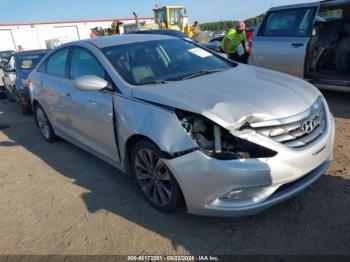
[0, 90, 349, 255]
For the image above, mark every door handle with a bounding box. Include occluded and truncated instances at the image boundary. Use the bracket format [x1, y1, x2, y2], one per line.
[292, 43, 304, 48]
[64, 92, 71, 97]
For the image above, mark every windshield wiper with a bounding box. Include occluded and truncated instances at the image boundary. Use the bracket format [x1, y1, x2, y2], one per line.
[182, 68, 227, 80]
[142, 79, 169, 85]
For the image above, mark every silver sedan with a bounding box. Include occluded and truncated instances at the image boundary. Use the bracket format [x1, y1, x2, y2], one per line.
[29, 34, 335, 217]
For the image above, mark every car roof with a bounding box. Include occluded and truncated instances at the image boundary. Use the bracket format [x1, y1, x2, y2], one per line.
[0, 50, 14, 53]
[84, 34, 175, 48]
[126, 29, 187, 38]
[321, 0, 350, 7]
[269, 1, 320, 11]
[14, 49, 49, 57]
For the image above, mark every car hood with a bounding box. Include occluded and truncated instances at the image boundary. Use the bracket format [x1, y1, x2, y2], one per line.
[132, 64, 322, 129]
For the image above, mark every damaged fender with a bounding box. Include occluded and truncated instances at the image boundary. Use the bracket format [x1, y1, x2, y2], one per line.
[113, 94, 197, 163]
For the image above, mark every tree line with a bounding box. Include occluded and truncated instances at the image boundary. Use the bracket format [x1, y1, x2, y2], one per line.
[200, 14, 265, 32]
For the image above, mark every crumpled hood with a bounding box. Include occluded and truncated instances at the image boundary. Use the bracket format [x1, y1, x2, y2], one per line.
[132, 64, 321, 129]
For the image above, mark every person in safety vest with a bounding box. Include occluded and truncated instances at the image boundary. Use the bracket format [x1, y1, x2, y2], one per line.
[220, 21, 250, 63]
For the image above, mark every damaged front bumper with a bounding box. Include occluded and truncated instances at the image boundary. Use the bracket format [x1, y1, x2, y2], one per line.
[164, 114, 335, 217]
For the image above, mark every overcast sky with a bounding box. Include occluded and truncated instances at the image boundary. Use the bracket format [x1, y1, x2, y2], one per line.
[0, 0, 317, 24]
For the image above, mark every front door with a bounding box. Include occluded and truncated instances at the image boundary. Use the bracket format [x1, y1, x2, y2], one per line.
[64, 47, 119, 163]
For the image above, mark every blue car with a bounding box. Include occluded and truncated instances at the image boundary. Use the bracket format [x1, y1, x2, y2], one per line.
[3, 49, 49, 114]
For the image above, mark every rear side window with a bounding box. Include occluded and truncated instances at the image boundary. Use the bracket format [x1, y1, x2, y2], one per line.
[46, 48, 69, 77]
[70, 48, 106, 80]
[259, 8, 316, 37]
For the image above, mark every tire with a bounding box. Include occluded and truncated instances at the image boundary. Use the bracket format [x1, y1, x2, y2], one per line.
[34, 104, 58, 143]
[19, 100, 31, 115]
[336, 36, 350, 73]
[131, 140, 184, 213]
[17, 94, 31, 115]
[5, 88, 15, 102]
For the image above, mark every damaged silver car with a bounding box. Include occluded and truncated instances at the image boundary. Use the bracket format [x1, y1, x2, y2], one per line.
[29, 34, 335, 217]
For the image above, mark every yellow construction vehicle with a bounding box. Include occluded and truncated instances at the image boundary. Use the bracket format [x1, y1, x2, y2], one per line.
[153, 5, 190, 33]
[91, 5, 192, 37]
[132, 5, 192, 35]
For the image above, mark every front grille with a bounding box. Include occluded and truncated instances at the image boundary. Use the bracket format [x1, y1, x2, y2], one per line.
[251, 97, 327, 149]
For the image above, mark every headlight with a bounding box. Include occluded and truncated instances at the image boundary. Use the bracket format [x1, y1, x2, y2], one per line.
[176, 109, 277, 160]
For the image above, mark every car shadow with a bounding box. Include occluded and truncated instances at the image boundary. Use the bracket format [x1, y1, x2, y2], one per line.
[0, 100, 350, 255]
[321, 90, 350, 119]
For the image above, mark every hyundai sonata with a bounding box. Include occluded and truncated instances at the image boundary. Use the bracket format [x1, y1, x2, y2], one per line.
[29, 34, 334, 217]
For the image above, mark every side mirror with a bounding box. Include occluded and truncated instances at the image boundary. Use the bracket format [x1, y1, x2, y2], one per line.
[74, 75, 108, 91]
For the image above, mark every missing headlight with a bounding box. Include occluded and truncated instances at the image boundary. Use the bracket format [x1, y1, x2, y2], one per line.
[176, 110, 277, 160]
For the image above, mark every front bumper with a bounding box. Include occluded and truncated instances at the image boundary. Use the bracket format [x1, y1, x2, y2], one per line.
[164, 114, 335, 217]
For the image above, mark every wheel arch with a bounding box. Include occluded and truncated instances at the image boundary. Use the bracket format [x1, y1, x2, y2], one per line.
[124, 134, 187, 210]
[123, 134, 172, 176]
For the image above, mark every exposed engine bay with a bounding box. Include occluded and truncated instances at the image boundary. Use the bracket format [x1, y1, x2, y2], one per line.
[306, 5, 350, 81]
[176, 110, 277, 160]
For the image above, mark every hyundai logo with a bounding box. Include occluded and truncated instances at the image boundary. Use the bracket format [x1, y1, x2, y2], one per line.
[301, 119, 317, 134]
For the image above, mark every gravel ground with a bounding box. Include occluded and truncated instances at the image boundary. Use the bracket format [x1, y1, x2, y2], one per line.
[0, 90, 349, 255]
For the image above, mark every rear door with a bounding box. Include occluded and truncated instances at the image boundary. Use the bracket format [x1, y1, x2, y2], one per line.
[39, 47, 71, 133]
[250, 3, 319, 78]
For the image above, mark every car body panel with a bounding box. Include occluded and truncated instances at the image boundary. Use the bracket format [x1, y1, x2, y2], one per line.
[132, 64, 321, 129]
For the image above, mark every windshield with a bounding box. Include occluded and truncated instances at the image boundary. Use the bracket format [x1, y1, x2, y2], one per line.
[0, 51, 13, 59]
[102, 39, 233, 85]
[170, 8, 183, 26]
[16, 53, 47, 70]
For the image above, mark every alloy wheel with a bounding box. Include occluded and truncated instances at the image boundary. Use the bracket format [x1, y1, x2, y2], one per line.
[134, 149, 172, 206]
[36, 107, 51, 140]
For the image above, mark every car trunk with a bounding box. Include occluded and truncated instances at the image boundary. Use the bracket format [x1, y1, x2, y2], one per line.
[305, 2, 350, 89]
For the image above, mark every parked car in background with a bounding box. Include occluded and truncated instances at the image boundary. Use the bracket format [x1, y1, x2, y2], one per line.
[209, 28, 255, 49]
[29, 34, 334, 217]
[250, 0, 350, 92]
[0, 50, 15, 97]
[208, 28, 254, 52]
[2, 49, 49, 114]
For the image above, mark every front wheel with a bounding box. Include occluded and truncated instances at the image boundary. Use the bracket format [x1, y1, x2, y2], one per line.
[131, 140, 184, 213]
[34, 104, 58, 143]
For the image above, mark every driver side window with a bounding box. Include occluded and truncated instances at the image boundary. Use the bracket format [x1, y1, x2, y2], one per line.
[70, 48, 106, 80]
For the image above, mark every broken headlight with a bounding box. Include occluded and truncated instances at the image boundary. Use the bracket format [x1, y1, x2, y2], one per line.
[176, 110, 277, 160]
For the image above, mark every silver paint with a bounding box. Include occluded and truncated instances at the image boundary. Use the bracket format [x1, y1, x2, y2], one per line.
[29, 34, 335, 216]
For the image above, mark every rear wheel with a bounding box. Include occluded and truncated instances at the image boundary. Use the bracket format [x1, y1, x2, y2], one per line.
[131, 140, 184, 213]
[17, 93, 31, 115]
[5, 88, 15, 102]
[34, 104, 58, 143]
[19, 99, 31, 115]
